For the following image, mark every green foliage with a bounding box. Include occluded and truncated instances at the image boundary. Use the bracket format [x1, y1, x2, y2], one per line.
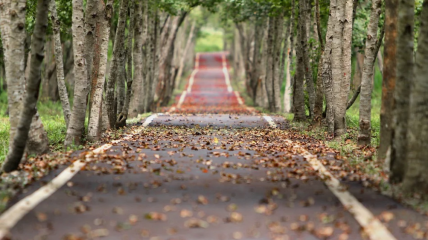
[195, 27, 224, 52]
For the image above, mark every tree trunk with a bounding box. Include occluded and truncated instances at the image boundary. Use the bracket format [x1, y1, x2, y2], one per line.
[313, 0, 325, 123]
[49, 0, 71, 127]
[294, 12, 306, 121]
[128, 0, 145, 118]
[87, 0, 113, 142]
[106, 0, 129, 129]
[156, 13, 187, 107]
[401, 0, 428, 194]
[84, 0, 101, 80]
[278, 20, 288, 109]
[175, 20, 196, 89]
[273, 14, 284, 112]
[147, 9, 160, 112]
[2, 0, 49, 172]
[357, 0, 382, 146]
[0, 0, 27, 152]
[250, 19, 264, 104]
[378, 0, 398, 162]
[330, 0, 354, 137]
[265, 14, 283, 113]
[300, 0, 316, 118]
[389, 0, 414, 183]
[65, 0, 91, 146]
[255, 25, 269, 108]
[284, 0, 296, 113]
[117, 0, 135, 127]
[320, 0, 337, 133]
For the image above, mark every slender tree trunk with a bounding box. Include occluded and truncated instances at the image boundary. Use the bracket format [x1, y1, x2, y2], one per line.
[156, 13, 187, 107]
[313, 0, 325, 123]
[84, 0, 100, 80]
[379, 0, 398, 162]
[265, 17, 275, 112]
[284, 0, 296, 113]
[279, 20, 288, 108]
[300, 0, 316, 118]
[117, 0, 135, 126]
[147, 9, 160, 112]
[49, 0, 71, 127]
[321, 0, 337, 133]
[175, 20, 196, 89]
[65, 0, 90, 146]
[106, 0, 129, 129]
[87, 0, 113, 142]
[128, 0, 145, 118]
[273, 14, 284, 112]
[331, 0, 354, 137]
[358, 0, 382, 146]
[250, 19, 264, 104]
[2, 0, 49, 172]
[401, 0, 428, 194]
[389, 0, 414, 183]
[256, 24, 269, 108]
[294, 11, 306, 121]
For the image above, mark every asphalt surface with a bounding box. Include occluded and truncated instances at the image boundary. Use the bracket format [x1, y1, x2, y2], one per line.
[5, 52, 428, 240]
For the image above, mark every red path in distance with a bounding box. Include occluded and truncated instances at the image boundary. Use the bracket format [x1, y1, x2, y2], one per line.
[168, 52, 255, 114]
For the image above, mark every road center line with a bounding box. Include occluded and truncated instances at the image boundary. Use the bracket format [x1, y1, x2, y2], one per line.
[0, 114, 159, 238]
[263, 115, 396, 240]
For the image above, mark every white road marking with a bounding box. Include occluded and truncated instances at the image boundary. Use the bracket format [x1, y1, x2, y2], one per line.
[186, 53, 200, 93]
[0, 114, 159, 238]
[222, 54, 233, 93]
[177, 90, 187, 108]
[234, 91, 255, 113]
[234, 91, 244, 105]
[263, 115, 397, 240]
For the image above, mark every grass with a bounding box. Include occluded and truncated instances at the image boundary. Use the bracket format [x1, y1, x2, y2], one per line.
[0, 91, 68, 161]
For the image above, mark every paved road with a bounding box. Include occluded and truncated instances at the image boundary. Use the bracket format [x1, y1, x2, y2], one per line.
[3, 52, 428, 240]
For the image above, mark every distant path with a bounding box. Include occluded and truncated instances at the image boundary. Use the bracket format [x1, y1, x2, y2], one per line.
[1, 52, 427, 240]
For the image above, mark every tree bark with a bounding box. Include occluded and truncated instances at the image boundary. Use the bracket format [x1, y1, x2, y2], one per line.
[146, 8, 160, 112]
[128, 0, 145, 118]
[358, 0, 382, 146]
[175, 20, 196, 89]
[2, 0, 49, 172]
[401, 0, 428, 194]
[378, 0, 398, 161]
[294, 11, 306, 121]
[331, 0, 354, 137]
[49, 0, 71, 127]
[250, 19, 264, 104]
[65, 0, 91, 146]
[300, 0, 316, 118]
[389, 0, 414, 183]
[106, 0, 129, 129]
[0, 0, 27, 151]
[320, 0, 337, 133]
[313, 0, 325, 123]
[117, 0, 135, 127]
[156, 13, 187, 107]
[87, 0, 113, 142]
[284, 0, 296, 113]
[265, 14, 283, 113]
[84, 0, 101, 79]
